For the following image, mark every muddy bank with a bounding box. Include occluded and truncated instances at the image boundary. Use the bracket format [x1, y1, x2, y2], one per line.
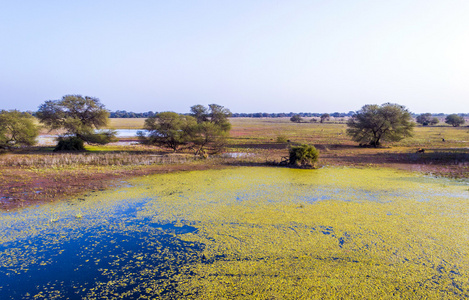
[0, 162, 224, 211]
[1, 148, 468, 211]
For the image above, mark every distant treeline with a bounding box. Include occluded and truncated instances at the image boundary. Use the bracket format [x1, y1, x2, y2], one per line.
[108, 111, 355, 118]
[231, 112, 352, 118]
[25, 110, 469, 119]
[110, 110, 157, 118]
[108, 111, 469, 119]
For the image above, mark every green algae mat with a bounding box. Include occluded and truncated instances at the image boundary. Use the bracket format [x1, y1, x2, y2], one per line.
[1, 167, 469, 299]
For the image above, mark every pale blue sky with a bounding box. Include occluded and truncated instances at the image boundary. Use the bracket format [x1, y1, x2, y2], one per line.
[1, 1, 468, 113]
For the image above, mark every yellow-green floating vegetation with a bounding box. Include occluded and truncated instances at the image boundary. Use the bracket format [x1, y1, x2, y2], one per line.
[1, 167, 469, 299]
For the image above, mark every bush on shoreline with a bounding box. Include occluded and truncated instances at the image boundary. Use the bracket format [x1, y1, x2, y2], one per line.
[288, 144, 319, 168]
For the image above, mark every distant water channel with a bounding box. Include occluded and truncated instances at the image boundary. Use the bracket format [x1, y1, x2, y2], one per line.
[1, 167, 469, 299]
[36, 129, 143, 145]
[112, 129, 143, 137]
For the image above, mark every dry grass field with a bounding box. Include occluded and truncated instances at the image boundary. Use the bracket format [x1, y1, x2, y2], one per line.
[106, 118, 146, 129]
[227, 118, 469, 170]
[1, 117, 468, 210]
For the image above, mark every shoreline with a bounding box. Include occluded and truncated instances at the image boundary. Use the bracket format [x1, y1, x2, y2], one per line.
[1, 150, 468, 211]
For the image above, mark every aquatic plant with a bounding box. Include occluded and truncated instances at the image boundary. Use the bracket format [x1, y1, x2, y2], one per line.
[1, 167, 469, 299]
[0, 152, 200, 167]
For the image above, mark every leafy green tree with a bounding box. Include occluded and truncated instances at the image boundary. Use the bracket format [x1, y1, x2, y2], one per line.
[190, 104, 209, 123]
[207, 104, 232, 132]
[416, 113, 432, 126]
[320, 113, 330, 123]
[139, 112, 196, 151]
[430, 117, 439, 125]
[346, 103, 414, 147]
[191, 121, 229, 155]
[37, 95, 115, 150]
[0, 110, 39, 150]
[445, 114, 465, 127]
[141, 104, 232, 154]
[290, 114, 303, 123]
[288, 144, 319, 167]
[190, 104, 232, 154]
[416, 113, 439, 126]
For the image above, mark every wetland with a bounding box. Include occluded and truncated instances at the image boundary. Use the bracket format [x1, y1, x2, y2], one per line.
[1, 167, 469, 299]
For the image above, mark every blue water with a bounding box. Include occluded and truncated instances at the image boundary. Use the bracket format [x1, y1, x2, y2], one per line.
[113, 129, 144, 138]
[0, 198, 201, 299]
[1, 167, 468, 299]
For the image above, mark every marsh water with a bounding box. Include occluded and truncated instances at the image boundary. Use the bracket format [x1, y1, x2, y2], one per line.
[36, 129, 143, 145]
[1, 167, 469, 299]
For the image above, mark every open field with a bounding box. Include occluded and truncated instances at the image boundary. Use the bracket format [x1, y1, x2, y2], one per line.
[227, 118, 469, 170]
[2, 118, 469, 298]
[106, 118, 146, 129]
[1, 118, 469, 210]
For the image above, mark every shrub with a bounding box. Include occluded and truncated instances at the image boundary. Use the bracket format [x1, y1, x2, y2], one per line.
[289, 144, 319, 167]
[81, 130, 118, 145]
[276, 135, 288, 143]
[54, 136, 85, 151]
[290, 115, 303, 123]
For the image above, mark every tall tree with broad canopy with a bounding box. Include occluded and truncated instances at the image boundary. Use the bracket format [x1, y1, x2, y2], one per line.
[140, 104, 232, 154]
[0, 110, 39, 150]
[190, 104, 209, 123]
[320, 113, 330, 123]
[190, 121, 229, 155]
[346, 103, 414, 147]
[206, 104, 232, 132]
[139, 112, 196, 152]
[445, 114, 465, 127]
[190, 104, 232, 154]
[416, 113, 439, 126]
[37, 95, 116, 150]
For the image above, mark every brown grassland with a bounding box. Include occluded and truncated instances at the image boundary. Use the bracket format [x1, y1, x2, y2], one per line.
[1, 117, 468, 211]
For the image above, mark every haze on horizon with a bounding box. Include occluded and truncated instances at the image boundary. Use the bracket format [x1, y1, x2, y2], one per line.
[1, 1, 468, 114]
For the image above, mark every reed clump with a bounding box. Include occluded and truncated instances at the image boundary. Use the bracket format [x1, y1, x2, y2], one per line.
[0, 152, 200, 167]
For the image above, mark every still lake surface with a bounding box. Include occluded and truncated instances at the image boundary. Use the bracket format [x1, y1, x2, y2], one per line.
[1, 167, 468, 299]
[36, 129, 143, 145]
